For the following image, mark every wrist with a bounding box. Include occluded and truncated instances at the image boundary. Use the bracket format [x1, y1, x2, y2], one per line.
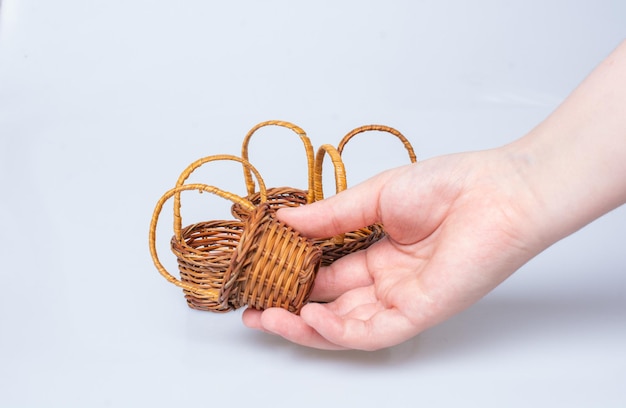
[502, 124, 626, 250]
[499, 40, 626, 248]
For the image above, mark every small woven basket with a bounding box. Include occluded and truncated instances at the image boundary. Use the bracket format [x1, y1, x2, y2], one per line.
[149, 183, 321, 314]
[313, 125, 417, 265]
[221, 201, 322, 312]
[313, 144, 385, 266]
[231, 120, 315, 219]
[167, 155, 267, 310]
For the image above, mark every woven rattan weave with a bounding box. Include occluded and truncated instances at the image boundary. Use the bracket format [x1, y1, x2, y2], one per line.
[221, 202, 321, 313]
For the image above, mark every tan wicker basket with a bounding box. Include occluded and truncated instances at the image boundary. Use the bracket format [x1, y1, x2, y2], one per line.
[313, 144, 385, 266]
[222, 201, 321, 313]
[166, 155, 267, 310]
[231, 120, 315, 219]
[313, 125, 417, 265]
[149, 183, 321, 314]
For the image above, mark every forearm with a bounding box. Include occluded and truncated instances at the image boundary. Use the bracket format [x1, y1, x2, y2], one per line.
[506, 40, 626, 247]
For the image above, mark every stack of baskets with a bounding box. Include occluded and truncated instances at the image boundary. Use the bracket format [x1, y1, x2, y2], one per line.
[149, 120, 417, 314]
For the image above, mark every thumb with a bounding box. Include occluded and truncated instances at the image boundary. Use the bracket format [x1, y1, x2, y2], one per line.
[276, 169, 395, 239]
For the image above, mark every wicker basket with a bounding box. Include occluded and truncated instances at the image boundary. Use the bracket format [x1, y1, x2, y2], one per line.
[222, 201, 321, 313]
[313, 125, 417, 265]
[165, 155, 267, 310]
[231, 120, 315, 219]
[312, 144, 385, 266]
[149, 183, 321, 314]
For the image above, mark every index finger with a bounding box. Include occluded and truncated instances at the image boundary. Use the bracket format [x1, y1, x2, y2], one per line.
[276, 169, 395, 239]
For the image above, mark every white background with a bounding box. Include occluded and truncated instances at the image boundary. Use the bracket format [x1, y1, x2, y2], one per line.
[1, 1, 625, 406]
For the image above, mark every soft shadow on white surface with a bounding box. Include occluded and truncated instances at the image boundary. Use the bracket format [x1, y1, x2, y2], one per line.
[237, 277, 624, 365]
[418, 286, 624, 357]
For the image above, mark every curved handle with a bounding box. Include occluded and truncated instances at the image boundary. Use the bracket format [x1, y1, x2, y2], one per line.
[173, 154, 268, 234]
[313, 144, 347, 202]
[149, 183, 256, 299]
[313, 144, 347, 245]
[337, 124, 417, 163]
[241, 120, 315, 203]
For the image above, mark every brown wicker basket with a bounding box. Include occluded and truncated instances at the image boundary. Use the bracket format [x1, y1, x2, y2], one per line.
[312, 144, 385, 266]
[221, 201, 321, 313]
[165, 155, 268, 310]
[313, 125, 417, 265]
[231, 120, 315, 219]
[149, 183, 321, 314]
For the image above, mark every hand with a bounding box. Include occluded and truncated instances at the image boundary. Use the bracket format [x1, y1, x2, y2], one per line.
[242, 41, 626, 351]
[242, 148, 545, 350]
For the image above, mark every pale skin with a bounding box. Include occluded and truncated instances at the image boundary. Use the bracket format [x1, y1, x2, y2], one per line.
[242, 40, 626, 351]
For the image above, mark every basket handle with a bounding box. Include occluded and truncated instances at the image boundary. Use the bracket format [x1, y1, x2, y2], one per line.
[149, 183, 257, 299]
[241, 120, 316, 203]
[173, 154, 268, 235]
[337, 124, 417, 163]
[313, 144, 347, 245]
